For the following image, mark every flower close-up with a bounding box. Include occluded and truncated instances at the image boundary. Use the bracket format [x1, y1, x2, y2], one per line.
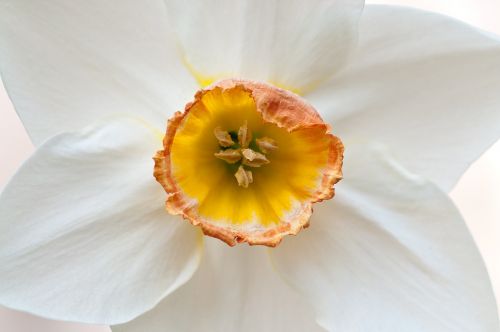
[154, 79, 343, 247]
[1, 0, 500, 331]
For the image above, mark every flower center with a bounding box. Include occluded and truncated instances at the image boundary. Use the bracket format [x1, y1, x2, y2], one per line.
[213, 122, 277, 188]
[153, 79, 344, 247]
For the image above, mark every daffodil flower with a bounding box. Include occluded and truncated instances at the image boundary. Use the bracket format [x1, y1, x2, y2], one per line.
[1, 1, 500, 331]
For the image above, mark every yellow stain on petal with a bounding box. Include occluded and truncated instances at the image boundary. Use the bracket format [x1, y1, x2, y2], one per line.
[269, 81, 302, 95]
[182, 56, 303, 95]
[182, 57, 217, 87]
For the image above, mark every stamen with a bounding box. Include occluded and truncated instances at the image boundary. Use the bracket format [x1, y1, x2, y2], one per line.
[213, 122, 272, 186]
[214, 126, 235, 147]
[238, 121, 252, 148]
[235, 165, 253, 188]
[242, 148, 270, 167]
[256, 137, 278, 154]
[214, 149, 242, 164]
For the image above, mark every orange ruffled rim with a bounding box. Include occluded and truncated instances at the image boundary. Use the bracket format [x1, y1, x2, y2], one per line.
[154, 79, 344, 247]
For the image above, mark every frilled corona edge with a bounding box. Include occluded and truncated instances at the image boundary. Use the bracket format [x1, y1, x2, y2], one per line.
[154, 79, 344, 247]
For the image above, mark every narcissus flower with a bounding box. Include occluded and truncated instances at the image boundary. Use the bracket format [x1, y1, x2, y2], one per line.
[0, 1, 500, 332]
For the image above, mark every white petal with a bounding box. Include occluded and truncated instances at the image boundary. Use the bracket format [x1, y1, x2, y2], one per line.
[113, 237, 324, 332]
[0, 119, 202, 324]
[0, 0, 198, 145]
[308, 5, 500, 191]
[270, 141, 499, 331]
[163, 0, 364, 92]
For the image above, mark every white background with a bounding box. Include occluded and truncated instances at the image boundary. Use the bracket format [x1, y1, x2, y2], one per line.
[0, 1, 499, 331]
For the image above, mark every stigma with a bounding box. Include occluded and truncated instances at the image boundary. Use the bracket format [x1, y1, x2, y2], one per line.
[153, 79, 344, 247]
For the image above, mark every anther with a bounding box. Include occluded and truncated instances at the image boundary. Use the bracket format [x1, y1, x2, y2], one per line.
[238, 121, 252, 148]
[256, 137, 278, 154]
[214, 126, 235, 147]
[242, 148, 270, 167]
[235, 165, 253, 188]
[214, 149, 242, 164]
